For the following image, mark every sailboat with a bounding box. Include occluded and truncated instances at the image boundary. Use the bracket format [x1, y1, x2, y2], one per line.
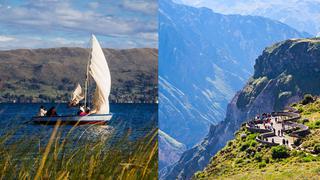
[32, 35, 113, 125]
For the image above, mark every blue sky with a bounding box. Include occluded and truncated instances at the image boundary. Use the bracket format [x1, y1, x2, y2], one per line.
[0, 0, 157, 49]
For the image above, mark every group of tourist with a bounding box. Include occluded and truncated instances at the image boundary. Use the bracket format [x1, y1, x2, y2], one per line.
[269, 138, 289, 146]
[250, 112, 293, 147]
[282, 138, 289, 146]
[277, 129, 285, 136]
[37, 104, 90, 117]
[255, 113, 272, 120]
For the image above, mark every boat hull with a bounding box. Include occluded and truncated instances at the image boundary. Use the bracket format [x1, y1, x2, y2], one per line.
[32, 114, 112, 125]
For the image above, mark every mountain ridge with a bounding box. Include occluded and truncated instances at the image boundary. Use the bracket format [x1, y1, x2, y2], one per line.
[0, 47, 158, 103]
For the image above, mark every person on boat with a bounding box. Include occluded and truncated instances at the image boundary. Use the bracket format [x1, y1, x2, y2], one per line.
[46, 106, 58, 117]
[78, 105, 84, 114]
[85, 107, 90, 114]
[78, 106, 90, 116]
[37, 105, 47, 117]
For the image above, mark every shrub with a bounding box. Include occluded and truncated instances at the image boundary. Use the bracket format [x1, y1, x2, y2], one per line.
[302, 156, 312, 162]
[300, 154, 317, 162]
[294, 138, 302, 146]
[194, 171, 205, 178]
[246, 133, 257, 141]
[254, 153, 262, 162]
[297, 106, 304, 113]
[240, 142, 250, 151]
[250, 140, 257, 147]
[271, 146, 289, 159]
[235, 158, 243, 164]
[313, 167, 320, 174]
[297, 151, 307, 158]
[302, 94, 314, 105]
[259, 161, 267, 168]
[246, 147, 256, 157]
[314, 144, 320, 154]
[302, 118, 309, 124]
[307, 120, 320, 129]
[290, 150, 299, 157]
[240, 133, 247, 140]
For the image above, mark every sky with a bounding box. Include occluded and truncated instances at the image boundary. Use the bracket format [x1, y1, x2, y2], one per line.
[175, 0, 320, 36]
[0, 0, 157, 49]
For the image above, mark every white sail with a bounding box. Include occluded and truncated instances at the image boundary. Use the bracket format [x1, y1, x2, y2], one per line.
[89, 34, 111, 114]
[70, 83, 84, 106]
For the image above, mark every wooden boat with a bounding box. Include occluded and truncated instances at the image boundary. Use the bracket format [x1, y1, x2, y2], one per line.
[32, 114, 112, 125]
[32, 34, 113, 125]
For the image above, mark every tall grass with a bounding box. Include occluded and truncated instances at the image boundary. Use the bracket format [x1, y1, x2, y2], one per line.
[0, 121, 158, 180]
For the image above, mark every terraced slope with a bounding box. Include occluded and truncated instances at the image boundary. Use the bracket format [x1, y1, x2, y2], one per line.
[196, 97, 320, 179]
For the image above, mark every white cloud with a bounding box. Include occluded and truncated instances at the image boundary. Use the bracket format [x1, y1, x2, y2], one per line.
[0, 35, 86, 50]
[0, 0, 157, 49]
[0, 35, 15, 42]
[136, 32, 158, 41]
[9, 1, 156, 35]
[122, 0, 157, 14]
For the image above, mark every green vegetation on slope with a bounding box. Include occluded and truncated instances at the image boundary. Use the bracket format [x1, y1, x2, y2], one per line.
[195, 97, 320, 179]
[293, 95, 320, 153]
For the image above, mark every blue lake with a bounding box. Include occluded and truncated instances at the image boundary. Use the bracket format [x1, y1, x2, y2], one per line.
[0, 103, 157, 144]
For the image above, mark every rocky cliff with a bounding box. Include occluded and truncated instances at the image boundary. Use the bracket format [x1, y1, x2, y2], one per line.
[0, 48, 158, 103]
[161, 38, 320, 179]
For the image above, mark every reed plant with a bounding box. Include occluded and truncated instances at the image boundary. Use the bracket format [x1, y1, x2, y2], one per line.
[0, 121, 158, 180]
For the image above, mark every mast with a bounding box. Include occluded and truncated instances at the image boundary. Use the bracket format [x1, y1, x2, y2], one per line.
[84, 35, 93, 108]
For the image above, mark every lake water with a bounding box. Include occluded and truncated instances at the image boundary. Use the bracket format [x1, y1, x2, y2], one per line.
[0, 103, 158, 144]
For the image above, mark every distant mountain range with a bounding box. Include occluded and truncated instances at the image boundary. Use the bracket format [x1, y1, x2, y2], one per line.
[159, 0, 310, 170]
[176, 0, 320, 36]
[159, 130, 187, 169]
[0, 48, 158, 103]
[162, 38, 320, 179]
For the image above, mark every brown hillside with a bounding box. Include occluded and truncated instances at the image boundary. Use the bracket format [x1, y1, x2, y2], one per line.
[0, 47, 158, 103]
